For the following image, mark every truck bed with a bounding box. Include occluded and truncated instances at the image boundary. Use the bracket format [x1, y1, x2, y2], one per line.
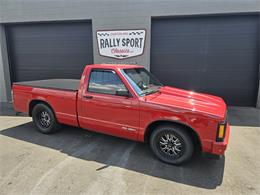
[13, 79, 80, 91]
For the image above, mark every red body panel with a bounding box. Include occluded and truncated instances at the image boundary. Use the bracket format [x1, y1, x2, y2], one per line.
[12, 64, 229, 155]
[13, 85, 78, 127]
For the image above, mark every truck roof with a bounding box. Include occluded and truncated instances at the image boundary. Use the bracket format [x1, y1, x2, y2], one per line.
[87, 64, 144, 69]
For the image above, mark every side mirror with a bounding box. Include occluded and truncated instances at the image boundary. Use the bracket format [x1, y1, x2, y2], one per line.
[116, 89, 131, 97]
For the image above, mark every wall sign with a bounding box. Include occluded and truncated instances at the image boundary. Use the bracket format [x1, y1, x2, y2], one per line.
[97, 30, 146, 59]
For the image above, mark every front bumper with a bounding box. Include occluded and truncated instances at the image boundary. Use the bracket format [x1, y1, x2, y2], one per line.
[211, 123, 230, 155]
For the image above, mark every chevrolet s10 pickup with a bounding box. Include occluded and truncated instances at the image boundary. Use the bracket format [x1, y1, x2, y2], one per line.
[13, 64, 230, 165]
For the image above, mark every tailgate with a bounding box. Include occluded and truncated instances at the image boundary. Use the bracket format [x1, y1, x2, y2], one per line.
[12, 84, 33, 113]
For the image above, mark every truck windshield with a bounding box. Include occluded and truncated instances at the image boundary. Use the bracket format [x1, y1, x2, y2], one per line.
[121, 68, 163, 96]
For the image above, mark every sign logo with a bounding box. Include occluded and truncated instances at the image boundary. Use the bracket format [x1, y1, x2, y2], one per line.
[97, 30, 146, 59]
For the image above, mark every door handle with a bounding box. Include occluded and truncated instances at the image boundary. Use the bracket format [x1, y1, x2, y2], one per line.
[83, 95, 93, 99]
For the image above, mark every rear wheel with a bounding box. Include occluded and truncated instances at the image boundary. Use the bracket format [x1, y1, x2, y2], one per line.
[150, 125, 193, 165]
[32, 103, 61, 134]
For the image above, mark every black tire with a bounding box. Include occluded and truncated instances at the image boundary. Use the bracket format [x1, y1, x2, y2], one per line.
[32, 103, 61, 134]
[150, 125, 194, 165]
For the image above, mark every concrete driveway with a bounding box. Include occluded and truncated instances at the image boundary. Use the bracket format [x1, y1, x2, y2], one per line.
[0, 106, 259, 195]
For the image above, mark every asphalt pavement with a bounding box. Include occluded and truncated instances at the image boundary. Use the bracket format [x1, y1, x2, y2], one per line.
[0, 105, 259, 195]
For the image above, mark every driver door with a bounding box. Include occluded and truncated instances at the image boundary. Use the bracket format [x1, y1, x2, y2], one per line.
[79, 69, 139, 140]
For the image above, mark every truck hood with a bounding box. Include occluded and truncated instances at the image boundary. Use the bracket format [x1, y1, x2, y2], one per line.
[145, 86, 227, 120]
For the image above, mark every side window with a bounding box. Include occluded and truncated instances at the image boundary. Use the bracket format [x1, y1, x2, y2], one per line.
[88, 69, 127, 95]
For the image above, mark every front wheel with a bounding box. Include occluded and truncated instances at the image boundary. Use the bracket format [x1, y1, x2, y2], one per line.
[150, 125, 194, 165]
[32, 103, 61, 134]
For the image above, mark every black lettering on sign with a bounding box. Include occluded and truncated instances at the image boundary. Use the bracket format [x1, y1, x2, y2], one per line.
[126, 38, 130, 47]
[109, 39, 114, 47]
[116, 38, 120, 47]
[139, 38, 143, 48]
[104, 39, 109, 48]
[122, 38, 126, 46]
[135, 38, 139, 48]
[130, 38, 135, 47]
[120, 38, 144, 48]
[100, 39, 105, 49]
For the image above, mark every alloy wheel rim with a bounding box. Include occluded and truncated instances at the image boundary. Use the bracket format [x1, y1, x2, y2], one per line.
[39, 111, 51, 128]
[159, 133, 183, 157]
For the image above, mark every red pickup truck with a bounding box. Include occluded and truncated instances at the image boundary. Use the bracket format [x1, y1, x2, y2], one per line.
[13, 64, 230, 165]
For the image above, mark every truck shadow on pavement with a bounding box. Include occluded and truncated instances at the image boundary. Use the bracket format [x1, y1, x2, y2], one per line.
[1, 122, 225, 189]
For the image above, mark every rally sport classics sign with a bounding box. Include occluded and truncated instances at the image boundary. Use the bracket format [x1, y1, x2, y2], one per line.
[97, 30, 146, 59]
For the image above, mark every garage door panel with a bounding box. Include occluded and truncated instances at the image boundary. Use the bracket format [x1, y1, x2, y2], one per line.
[207, 34, 258, 54]
[204, 71, 256, 88]
[152, 19, 205, 35]
[155, 70, 206, 91]
[207, 89, 255, 106]
[13, 39, 92, 53]
[7, 21, 93, 82]
[152, 49, 257, 70]
[14, 53, 92, 68]
[201, 71, 257, 106]
[15, 70, 82, 81]
[152, 54, 204, 71]
[152, 36, 205, 53]
[151, 15, 259, 106]
[205, 53, 258, 71]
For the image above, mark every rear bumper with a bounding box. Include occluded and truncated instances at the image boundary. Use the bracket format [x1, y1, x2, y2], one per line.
[211, 123, 230, 155]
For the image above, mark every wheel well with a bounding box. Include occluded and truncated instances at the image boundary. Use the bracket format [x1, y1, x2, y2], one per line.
[144, 120, 202, 153]
[29, 100, 53, 117]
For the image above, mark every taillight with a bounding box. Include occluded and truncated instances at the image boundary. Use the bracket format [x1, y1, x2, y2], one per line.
[216, 122, 226, 142]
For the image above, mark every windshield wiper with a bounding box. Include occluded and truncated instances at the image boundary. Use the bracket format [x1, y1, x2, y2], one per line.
[140, 87, 161, 96]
